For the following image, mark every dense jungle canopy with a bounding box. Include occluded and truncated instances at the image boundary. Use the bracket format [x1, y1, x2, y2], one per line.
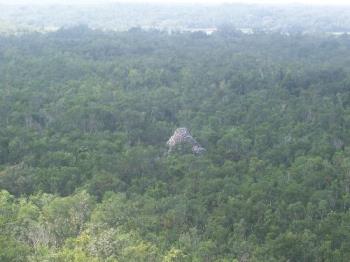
[1, 27, 350, 261]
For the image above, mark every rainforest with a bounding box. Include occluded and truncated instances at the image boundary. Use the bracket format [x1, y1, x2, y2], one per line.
[1, 26, 350, 261]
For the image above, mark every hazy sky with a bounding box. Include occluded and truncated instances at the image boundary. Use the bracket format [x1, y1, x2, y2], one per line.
[0, 0, 349, 5]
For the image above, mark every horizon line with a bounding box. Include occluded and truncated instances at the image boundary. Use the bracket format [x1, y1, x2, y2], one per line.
[1, 1, 350, 7]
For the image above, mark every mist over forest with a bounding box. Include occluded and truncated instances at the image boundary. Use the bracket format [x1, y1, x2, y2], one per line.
[1, 3, 350, 33]
[1, 2, 350, 262]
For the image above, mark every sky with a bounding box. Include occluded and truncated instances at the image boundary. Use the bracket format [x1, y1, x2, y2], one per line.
[0, 0, 349, 5]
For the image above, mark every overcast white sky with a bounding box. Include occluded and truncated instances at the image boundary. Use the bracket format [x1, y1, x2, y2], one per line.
[0, 0, 349, 5]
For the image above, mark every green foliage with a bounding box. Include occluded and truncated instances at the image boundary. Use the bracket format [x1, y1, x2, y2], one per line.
[1, 28, 350, 260]
[0, 235, 30, 262]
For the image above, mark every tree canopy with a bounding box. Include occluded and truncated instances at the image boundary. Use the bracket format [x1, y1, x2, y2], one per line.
[1, 27, 350, 261]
